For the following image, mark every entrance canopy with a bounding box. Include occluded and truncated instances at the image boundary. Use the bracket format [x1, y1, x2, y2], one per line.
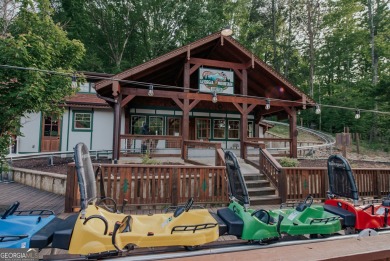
[96, 32, 313, 116]
[94, 32, 315, 160]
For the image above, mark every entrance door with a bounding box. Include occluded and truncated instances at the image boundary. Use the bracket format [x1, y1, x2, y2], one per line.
[41, 115, 61, 152]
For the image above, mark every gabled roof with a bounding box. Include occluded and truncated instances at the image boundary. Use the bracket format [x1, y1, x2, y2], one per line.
[64, 93, 110, 109]
[95, 32, 314, 106]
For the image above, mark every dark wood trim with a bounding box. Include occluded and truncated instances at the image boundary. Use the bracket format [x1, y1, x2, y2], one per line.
[233, 68, 242, 80]
[189, 64, 201, 75]
[288, 108, 297, 158]
[184, 62, 190, 91]
[121, 88, 305, 107]
[112, 94, 122, 162]
[188, 99, 200, 111]
[172, 97, 184, 110]
[121, 95, 135, 108]
[189, 57, 248, 70]
[232, 103, 244, 114]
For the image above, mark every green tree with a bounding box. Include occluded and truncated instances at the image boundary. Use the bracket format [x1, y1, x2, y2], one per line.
[0, 0, 85, 162]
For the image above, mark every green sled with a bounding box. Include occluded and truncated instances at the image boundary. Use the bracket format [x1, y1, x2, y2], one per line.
[222, 151, 341, 242]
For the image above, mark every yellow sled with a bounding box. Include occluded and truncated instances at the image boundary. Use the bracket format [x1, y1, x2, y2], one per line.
[66, 143, 218, 255]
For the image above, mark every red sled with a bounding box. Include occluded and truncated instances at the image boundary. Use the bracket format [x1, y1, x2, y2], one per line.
[324, 155, 390, 232]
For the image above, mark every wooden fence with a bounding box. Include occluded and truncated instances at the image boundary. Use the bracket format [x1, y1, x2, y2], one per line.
[65, 163, 228, 213]
[280, 168, 390, 202]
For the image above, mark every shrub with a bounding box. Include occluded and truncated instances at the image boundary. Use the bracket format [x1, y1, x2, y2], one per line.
[141, 153, 161, 165]
[279, 157, 299, 167]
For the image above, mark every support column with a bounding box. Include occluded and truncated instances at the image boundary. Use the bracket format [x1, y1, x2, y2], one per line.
[240, 69, 248, 158]
[289, 108, 298, 158]
[240, 113, 248, 158]
[112, 94, 122, 163]
[181, 99, 189, 159]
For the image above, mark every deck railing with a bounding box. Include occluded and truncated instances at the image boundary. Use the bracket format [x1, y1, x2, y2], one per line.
[120, 134, 182, 157]
[248, 137, 292, 157]
[281, 168, 390, 202]
[183, 140, 225, 166]
[65, 163, 228, 212]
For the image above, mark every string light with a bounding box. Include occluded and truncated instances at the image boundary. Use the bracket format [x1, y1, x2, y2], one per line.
[265, 98, 271, 110]
[355, 109, 361, 119]
[71, 74, 77, 89]
[212, 91, 218, 103]
[148, 85, 154, 96]
[315, 104, 321, 114]
[1, 64, 390, 117]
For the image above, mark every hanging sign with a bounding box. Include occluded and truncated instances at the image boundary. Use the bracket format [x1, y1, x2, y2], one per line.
[199, 67, 234, 94]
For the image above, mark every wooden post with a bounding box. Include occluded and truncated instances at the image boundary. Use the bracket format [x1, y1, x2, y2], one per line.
[64, 165, 76, 213]
[112, 94, 122, 163]
[279, 169, 287, 203]
[356, 133, 360, 154]
[181, 99, 189, 159]
[240, 113, 248, 159]
[240, 69, 248, 158]
[342, 133, 347, 158]
[172, 171, 178, 206]
[289, 109, 298, 158]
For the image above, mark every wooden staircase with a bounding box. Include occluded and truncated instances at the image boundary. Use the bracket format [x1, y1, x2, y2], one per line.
[238, 159, 281, 206]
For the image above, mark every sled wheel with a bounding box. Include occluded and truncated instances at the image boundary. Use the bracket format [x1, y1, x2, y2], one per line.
[309, 234, 318, 239]
[185, 245, 200, 251]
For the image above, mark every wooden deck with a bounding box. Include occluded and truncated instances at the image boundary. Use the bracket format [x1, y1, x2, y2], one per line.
[0, 182, 65, 215]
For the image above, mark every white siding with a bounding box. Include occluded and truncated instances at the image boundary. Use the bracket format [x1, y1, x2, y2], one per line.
[19, 112, 42, 153]
[91, 109, 115, 150]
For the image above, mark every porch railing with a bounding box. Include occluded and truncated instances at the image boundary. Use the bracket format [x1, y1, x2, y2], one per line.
[120, 134, 182, 157]
[183, 140, 225, 166]
[248, 137, 292, 157]
[65, 163, 228, 212]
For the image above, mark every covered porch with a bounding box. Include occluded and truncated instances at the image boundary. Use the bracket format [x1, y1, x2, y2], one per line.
[95, 32, 314, 162]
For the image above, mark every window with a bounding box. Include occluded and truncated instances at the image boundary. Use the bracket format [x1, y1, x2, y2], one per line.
[43, 115, 60, 137]
[228, 120, 239, 139]
[167, 117, 181, 136]
[73, 112, 92, 131]
[131, 115, 147, 134]
[78, 82, 90, 93]
[149, 116, 164, 135]
[196, 118, 210, 140]
[248, 121, 254, 138]
[213, 119, 226, 139]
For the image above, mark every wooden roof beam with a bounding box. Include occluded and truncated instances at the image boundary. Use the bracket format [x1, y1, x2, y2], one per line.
[121, 88, 304, 107]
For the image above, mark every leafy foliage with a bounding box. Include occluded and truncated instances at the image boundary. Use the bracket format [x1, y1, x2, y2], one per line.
[0, 0, 85, 163]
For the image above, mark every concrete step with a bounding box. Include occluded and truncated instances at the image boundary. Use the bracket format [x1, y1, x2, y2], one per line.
[249, 195, 281, 206]
[247, 187, 276, 197]
[245, 180, 271, 188]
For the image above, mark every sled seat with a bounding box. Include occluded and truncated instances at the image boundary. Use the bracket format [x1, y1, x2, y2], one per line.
[30, 217, 63, 249]
[51, 214, 79, 250]
[217, 208, 243, 237]
[324, 205, 355, 227]
[210, 212, 227, 236]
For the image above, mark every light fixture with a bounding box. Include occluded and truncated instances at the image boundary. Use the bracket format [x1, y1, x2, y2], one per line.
[212, 91, 218, 103]
[355, 109, 361, 119]
[315, 104, 321, 114]
[221, 25, 233, 37]
[71, 74, 77, 89]
[265, 98, 271, 110]
[148, 85, 154, 96]
[297, 109, 301, 115]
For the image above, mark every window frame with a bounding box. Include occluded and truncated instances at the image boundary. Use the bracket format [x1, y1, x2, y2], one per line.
[72, 111, 93, 132]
